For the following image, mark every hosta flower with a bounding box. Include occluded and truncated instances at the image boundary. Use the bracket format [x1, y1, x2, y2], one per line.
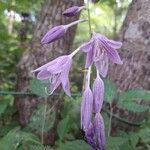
[94, 113, 105, 150]
[81, 86, 93, 131]
[80, 32, 123, 77]
[41, 19, 86, 44]
[92, 72, 104, 113]
[32, 55, 72, 96]
[63, 6, 85, 17]
[85, 123, 96, 149]
[41, 25, 68, 44]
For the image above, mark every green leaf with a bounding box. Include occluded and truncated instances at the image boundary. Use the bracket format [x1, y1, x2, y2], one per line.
[119, 101, 149, 112]
[56, 140, 93, 150]
[0, 122, 19, 137]
[30, 78, 48, 97]
[119, 142, 134, 150]
[29, 105, 56, 132]
[0, 98, 11, 116]
[119, 89, 150, 101]
[128, 132, 139, 148]
[106, 137, 127, 150]
[28, 145, 53, 150]
[104, 79, 117, 103]
[138, 128, 150, 143]
[0, 127, 40, 150]
[118, 89, 150, 112]
[57, 115, 70, 141]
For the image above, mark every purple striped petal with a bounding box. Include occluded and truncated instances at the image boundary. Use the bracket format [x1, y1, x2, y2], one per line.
[98, 38, 123, 65]
[85, 50, 94, 68]
[107, 39, 122, 49]
[81, 87, 93, 131]
[92, 75, 104, 113]
[85, 123, 96, 149]
[37, 70, 50, 80]
[60, 57, 72, 96]
[80, 40, 93, 53]
[106, 47, 123, 65]
[95, 53, 108, 77]
[47, 55, 69, 74]
[48, 74, 61, 94]
[94, 113, 105, 150]
[41, 25, 67, 44]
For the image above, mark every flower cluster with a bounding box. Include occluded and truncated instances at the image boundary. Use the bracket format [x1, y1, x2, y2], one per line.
[80, 30, 123, 150]
[32, 4, 123, 150]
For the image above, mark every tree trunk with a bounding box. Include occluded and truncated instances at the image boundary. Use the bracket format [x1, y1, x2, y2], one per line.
[108, 0, 150, 133]
[15, 0, 83, 145]
[108, 0, 150, 91]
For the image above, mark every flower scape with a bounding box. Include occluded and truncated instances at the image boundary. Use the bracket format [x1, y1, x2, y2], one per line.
[32, 3, 123, 150]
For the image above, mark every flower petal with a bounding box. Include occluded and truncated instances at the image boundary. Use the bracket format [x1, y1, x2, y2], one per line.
[47, 56, 69, 74]
[80, 40, 93, 53]
[107, 39, 122, 49]
[37, 69, 50, 80]
[100, 40, 123, 65]
[85, 123, 96, 149]
[48, 74, 61, 94]
[94, 113, 105, 150]
[60, 57, 72, 96]
[93, 75, 104, 113]
[95, 53, 108, 77]
[106, 48, 123, 65]
[81, 87, 93, 131]
[41, 25, 67, 44]
[85, 50, 94, 68]
[63, 6, 81, 17]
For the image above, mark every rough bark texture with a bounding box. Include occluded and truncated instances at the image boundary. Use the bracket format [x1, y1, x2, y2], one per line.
[15, 0, 83, 144]
[108, 0, 150, 132]
[108, 0, 150, 91]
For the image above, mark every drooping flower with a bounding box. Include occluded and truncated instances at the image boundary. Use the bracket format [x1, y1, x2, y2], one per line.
[81, 86, 93, 131]
[92, 71, 104, 113]
[94, 113, 105, 150]
[63, 6, 85, 17]
[41, 19, 86, 44]
[32, 55, 72, 96]
[80, 32, 123, 77]
[85, 122, 97, 149]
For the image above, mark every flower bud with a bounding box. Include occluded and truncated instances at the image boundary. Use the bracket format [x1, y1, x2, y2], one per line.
[63, 6, 85, 17]
[41, 25, 67, 44]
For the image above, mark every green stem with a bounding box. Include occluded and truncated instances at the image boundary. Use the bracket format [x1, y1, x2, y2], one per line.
[108, 103, 113, 137]
[82, 0, 92, 92]
[41, 97, 48, 144]
[87, 0, 92, 38]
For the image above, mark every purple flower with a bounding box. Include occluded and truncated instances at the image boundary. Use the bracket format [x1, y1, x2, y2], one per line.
[80, 32, 123, 77]
[85, 123, 97, 149]
[32, 55, 72, 96]
[41, 25, 68, 44]
[63, 6, 85, 17]
[41, 19, 86, 44]
[94, 113, 105, 150]
[81, 87, 93, 131]
[92, 72, 104, 113]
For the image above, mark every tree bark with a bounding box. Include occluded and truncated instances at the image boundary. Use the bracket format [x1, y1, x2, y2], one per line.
[108, 0, 150, 133]
[108, 0, 150, 91]
[15, 0, 83, 144]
